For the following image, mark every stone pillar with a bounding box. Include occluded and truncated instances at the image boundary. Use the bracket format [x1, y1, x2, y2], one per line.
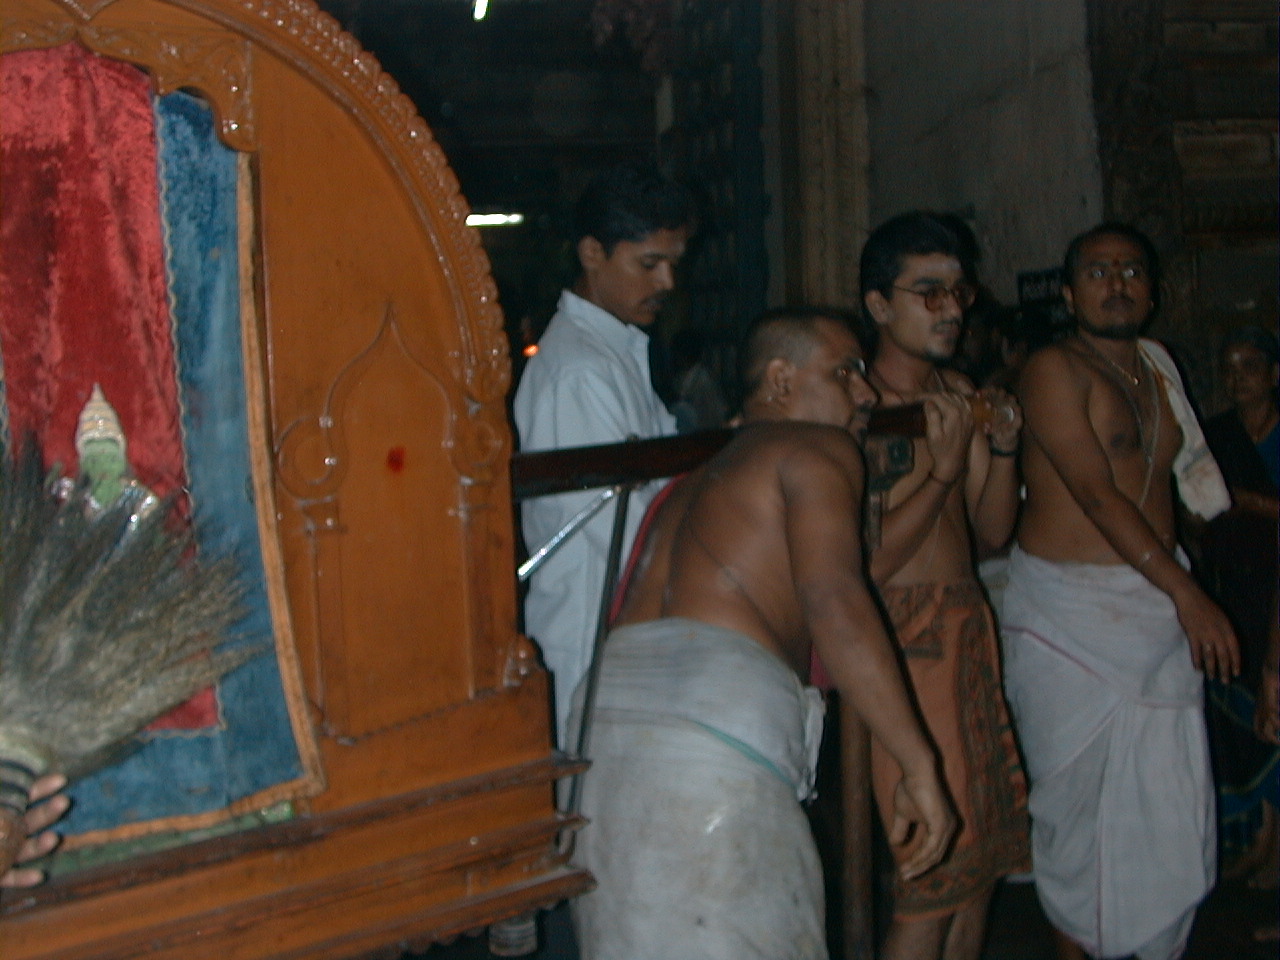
[780, 8, 875, 953]
[780, 0, 870, 309]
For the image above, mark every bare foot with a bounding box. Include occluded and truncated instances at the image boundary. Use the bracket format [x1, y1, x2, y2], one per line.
[1246, 805, 1279, 890]
[1225, 803, 1277, 887]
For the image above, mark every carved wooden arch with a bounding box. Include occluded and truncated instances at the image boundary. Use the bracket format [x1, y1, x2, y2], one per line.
[1, 0, 533, 738]
[0, 4, 587, 955]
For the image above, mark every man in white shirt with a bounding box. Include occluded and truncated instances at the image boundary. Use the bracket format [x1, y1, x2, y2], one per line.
[513, 161, 695, 743]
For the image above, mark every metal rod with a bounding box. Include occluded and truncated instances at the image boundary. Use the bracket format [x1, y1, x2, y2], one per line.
[560, 483, 632, 846]
[517, 487, 618, 583]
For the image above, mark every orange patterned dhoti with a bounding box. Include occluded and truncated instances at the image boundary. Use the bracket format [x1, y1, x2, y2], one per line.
[870, 579, 1030, 918]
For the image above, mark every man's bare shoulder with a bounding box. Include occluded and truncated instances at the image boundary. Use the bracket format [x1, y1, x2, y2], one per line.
[729, 421, 863, 470]
[1017, 340, 1090, 396]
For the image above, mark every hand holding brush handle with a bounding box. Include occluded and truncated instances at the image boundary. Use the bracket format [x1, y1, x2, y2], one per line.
[0, 773, 69, 887]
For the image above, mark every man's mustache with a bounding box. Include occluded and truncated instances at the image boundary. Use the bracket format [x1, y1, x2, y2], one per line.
[1103, 294, 1135, 309]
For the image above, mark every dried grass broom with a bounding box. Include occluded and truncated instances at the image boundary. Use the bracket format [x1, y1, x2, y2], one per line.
[0, 445, 256, 872]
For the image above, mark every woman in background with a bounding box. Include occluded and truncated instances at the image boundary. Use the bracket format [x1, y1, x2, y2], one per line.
[1200, 325, 1279, 893]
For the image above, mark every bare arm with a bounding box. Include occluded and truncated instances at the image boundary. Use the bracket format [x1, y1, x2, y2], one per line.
[1020, 349, 1239, 680]
[965, 385, 1022, 556]
[1231, 487, 1279, 518]
[869, 392, 972, 582]
[782, 436, 955, 878]
[1255, 594, 1279, 745]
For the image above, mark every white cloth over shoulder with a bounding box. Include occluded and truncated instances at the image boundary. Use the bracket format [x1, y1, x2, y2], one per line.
[1139, 338, 1230, 521]
[1001, 547, 1214, 960]
[513, 291, 675, 742]
[570, 618, 827, 960]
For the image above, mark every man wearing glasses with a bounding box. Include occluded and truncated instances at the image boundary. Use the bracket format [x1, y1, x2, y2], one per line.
[1001, 223, 1238, 960]
[856, 212, 1030, 960]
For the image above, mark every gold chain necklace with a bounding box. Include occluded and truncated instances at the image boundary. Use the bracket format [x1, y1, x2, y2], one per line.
[1075, 337, 1161, 506]
[1078, 335, 1140, 387]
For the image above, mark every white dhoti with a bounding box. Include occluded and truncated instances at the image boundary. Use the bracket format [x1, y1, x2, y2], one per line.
[569, 618, 826, 960]
[1000, 547, 1215, 960]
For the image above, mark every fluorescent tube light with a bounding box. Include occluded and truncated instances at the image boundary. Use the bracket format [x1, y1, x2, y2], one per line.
[466, 213, 524, 227]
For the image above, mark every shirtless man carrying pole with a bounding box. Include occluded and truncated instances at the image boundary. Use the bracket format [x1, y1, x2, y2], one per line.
[1002, 222, 1239, 960]
[859, 212, 1031, 960]
[569, 308, 955, 960]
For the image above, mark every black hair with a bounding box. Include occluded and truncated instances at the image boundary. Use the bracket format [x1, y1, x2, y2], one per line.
[858, 212, 973, 338]
[1061, 221, 1161, 310]
[572, 160, 697, 256]
[1220, 324, 1279, 367]
[933, 212, 982, 278]
[738, 306, 860, 405]
[859, 212, 973, 300]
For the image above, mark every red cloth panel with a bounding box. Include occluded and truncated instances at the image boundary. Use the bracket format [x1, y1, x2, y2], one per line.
[1, 45, 211, 728]
[1, 44, 188, 500]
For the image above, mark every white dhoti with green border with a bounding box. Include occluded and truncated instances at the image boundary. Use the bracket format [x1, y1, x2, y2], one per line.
[569, 617, 826, 960]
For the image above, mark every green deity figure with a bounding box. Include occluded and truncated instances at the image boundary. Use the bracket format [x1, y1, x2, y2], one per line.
[69, 384, 157, 519]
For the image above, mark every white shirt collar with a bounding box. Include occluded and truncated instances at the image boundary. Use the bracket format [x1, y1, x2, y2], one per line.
[558, 289, 649, 354]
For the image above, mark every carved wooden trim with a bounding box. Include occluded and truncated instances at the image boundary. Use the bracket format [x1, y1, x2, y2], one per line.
[2, 7, 255, 151]
[21, 865, 591, 960]
[184, 0, 510, 414]
[234, 147, 327, 795]
[4, 753, 584, 916]
[83, 25, 256, 150]
[274, 309, 412, 504]
[58, 0, 116, 20]
[274, 306, 484, 734]
[0, 13, 76, 49]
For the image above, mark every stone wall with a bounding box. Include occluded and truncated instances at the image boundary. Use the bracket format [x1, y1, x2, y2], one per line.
[863, 1, 1104, 304]
[861, 0, 1277, 409]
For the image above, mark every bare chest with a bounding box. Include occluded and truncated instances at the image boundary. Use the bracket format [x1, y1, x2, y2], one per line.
[1089, 367, 1183, 479]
